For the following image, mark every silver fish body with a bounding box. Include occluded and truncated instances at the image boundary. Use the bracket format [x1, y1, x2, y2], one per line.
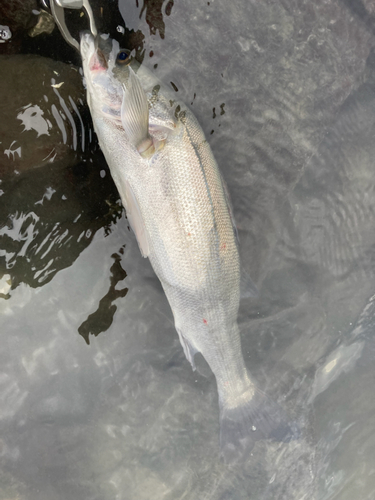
[80, 33, 291, 461]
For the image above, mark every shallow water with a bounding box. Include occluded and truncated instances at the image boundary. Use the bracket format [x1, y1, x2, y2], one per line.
[1, 0, 375, 498]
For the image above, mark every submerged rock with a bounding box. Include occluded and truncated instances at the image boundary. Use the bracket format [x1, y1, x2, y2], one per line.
[0, 0, 38, 54]
[0, 54, 122, 291]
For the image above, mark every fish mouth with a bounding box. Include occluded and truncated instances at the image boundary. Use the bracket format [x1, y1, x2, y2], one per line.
[80, 31, 108, 72]
[89, 48, 108, 71]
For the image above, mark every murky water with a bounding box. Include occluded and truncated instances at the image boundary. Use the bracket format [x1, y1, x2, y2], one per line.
[1, 0, 375, 498]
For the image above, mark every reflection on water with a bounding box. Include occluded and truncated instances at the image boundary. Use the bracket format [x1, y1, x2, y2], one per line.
[1, 0, 375, 498]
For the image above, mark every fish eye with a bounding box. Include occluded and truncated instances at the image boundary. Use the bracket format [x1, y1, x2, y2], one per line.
[116, 49, 131, 66]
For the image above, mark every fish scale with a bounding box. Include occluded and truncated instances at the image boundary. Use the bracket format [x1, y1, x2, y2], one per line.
[80, 32, 293, 462]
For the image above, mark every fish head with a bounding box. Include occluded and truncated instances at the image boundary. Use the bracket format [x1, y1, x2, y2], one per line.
[80, 32, 174, 159]
[80, 32, 136, 125]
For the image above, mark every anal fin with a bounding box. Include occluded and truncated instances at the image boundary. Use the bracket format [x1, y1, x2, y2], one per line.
[176, 328, 198, 371]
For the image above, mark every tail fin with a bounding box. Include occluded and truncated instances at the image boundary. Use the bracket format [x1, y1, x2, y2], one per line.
[219, 386, 296, 463]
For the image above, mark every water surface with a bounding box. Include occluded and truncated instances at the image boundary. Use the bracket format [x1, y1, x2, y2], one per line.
[1, 0, 375, 498]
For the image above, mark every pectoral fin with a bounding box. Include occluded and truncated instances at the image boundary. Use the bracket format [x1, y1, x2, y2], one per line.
[123, 179, 150, 258]
[121, 67, 155, 158]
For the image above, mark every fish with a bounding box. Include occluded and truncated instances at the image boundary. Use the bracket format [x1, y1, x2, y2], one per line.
[80, 32, 293, 462]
